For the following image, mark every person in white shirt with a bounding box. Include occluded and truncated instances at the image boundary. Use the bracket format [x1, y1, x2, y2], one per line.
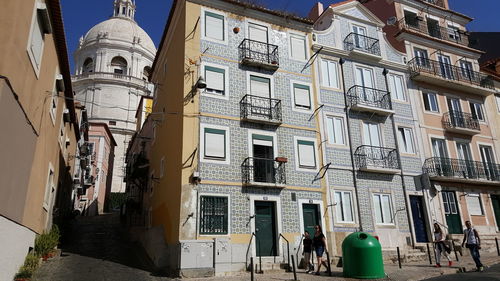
[433, 223, 452, 267]
[461, 221, 483, 272]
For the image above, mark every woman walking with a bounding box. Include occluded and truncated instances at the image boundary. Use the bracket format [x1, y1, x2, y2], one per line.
[302, 231, 313, 273]
[313, 225, 328, 275]
[433, 223, 452, 267]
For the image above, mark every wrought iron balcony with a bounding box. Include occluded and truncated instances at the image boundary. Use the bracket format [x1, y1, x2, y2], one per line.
[343, 33, 381, 58]
[354, 145, 400, 173]
[347, 85, 393, 115]
[398, 17, 469, 46]
[442, 110, 480, 135]
[420, 0, 445, 8]
[240, 95, 282, 125]
[423, 157, 500, 183]
[239, 39, 279, 70]
[407, 58, 495, 95]
[242, 157, 286, 187]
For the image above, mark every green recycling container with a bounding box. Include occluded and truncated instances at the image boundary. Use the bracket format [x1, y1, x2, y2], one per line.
[342, 232, 385, 279]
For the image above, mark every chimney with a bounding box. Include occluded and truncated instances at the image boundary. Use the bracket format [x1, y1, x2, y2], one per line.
[308, 2, 324, 22]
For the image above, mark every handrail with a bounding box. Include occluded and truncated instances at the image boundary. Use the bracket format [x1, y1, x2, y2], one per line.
[295, 234, 304, 270]
[354, 145, 400, 170]
[241, 157, 286, 185]
[343, 32, 381, 56]
[240, 94, 282, 123]
[407, 57, 494, 89]
[239, 38, 279, 67]
[423, 157, 500, 182]
[397, 17, 469, 46]
[245, 232, 256, 271]
[279, 233, 291, 272]
[346, 85, 392, 111]
[442, 110, 480, 131]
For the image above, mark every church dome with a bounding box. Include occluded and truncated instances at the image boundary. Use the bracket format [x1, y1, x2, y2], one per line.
[82, 17, 156, 55]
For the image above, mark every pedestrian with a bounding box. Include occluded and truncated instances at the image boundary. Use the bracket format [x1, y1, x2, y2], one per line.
[302, 231, 313, 273]
[461, 221, 484, 272]
[433, 223, 452, 267]
[313, 225, 328, 275]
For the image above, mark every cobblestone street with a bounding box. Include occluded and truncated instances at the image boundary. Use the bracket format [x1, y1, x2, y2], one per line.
[32, 212, 500, 281]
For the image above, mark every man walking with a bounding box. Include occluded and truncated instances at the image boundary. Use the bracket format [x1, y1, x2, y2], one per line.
[461, 221, 483, 272]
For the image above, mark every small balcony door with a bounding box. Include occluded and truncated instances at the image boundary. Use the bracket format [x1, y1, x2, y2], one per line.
[352, 25, 367, 49]
[438, 55, 454, 79]
[460, 60, 474, 81]
[431, 138, 451, 176]
[414, 48, 429, 67]
[252, 135, 275, 183]
[249, 75, 272, 117]
[427, 17, 441, 38]
[480, 145, 497, 180]
[457, 142, 475, 178]
[447, 97, 463, 127]
[355, 66, 375, 103]
[363, 122, 382, 161]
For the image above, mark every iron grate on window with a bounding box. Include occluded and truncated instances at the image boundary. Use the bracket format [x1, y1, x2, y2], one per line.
[200, 196, 228, 235]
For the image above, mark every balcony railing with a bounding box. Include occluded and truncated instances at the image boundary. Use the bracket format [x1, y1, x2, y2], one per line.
[343, 33, 381, 56]
[354, 145, 400, 171]
[423, 157, 500, 182]
[242, 157, 286, 186]
[420, 0, 445, 8]
[240, 94, 282, 124]
[347, 85, 392, 113]
[442, 110, 480, 132]
[239, 39, 279, 70]
[407, 58, 494, 90]
[398, 17, 469, 46]
[72, 72, 154, 92]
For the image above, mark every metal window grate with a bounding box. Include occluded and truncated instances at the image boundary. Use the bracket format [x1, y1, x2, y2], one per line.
[200, 196, 228, 235]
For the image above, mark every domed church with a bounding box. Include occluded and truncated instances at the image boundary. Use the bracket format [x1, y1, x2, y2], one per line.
[72, 0, 156, 192]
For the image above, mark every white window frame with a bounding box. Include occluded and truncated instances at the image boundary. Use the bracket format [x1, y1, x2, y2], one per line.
[27, 2, 47, 77]
[200, 124, 230, 165]
[325, 114, 347, 146]
[246, 71, 274, 98]
[288, 32, 308, 62]
[397, 126, 415, 154]
[198, 193, 231, 236]
[201, 62, 229, 100]
[388, 73, 406, 102]
[247, 129, 278, 160]
[293, 136, 319, 172]
[372, 193, 394, 225]
[465, 193, 484, 216]
[469, 101, 485, 122]
[290, 80, 313, 113]
[319, 58, 340, 90]
[200, 8, 228, 45]
[422, 91, 440, 113]
[334, 190, 355, 223]
[43, 163, 55, 211]
[49, 75, 60, 125]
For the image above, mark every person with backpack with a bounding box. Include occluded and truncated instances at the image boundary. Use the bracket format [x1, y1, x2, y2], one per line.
[461, 221, 484, 272]
[433, 223, 452, 267]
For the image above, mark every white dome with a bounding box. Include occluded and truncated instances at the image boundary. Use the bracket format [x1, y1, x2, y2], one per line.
[82, 17, 156, 55]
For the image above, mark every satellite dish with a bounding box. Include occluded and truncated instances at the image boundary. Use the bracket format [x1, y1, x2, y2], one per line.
[387, 16, 397, 26]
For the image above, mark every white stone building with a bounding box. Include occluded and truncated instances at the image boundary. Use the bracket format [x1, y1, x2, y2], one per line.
[72, 0, 156, 192]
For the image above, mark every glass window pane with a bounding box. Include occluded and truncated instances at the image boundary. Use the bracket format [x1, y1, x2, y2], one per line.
[335, 192, 343, 221]
[373, 194, 383, 224]
[382, 195, 392, 223]
[343, 192, 353, 222]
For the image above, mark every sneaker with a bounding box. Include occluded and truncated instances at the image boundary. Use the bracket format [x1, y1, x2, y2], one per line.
[479, 266, 484, 272]
[315, 272, 320, 275]
[448, 261, 453, 267]
[435, 264, 441, 268]
[305, 270, 310, 273]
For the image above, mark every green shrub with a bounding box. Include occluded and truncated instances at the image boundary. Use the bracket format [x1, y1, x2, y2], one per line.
[14, 267, 32, 279]
[49, 224, 60, 248]
[14, 253, 40, 279]
[34, 224, 60, 256]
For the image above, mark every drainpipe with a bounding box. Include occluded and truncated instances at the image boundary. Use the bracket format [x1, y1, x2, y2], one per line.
[382, 68, 415, 247]
[339, 58, 363, 232]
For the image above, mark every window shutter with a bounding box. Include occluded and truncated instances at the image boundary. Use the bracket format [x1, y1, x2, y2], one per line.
[31, 16, 44, 67]
[252, 134, 273, 147]
[294, 84, 311, 108]
[205, 66, 224, 93]
[249, 23, 268, 43]
[298, 140, 315, 168]
[205, 12, 224, 41]
[290, 35, 306, 60]
[466, 194, 483, 215]
[205, 128, 225, 159]
[250, 76, 270, 98]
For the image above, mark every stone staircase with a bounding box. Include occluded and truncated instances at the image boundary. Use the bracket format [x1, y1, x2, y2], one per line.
[250, 262, 289, 274]
[383, 247, 429, 263]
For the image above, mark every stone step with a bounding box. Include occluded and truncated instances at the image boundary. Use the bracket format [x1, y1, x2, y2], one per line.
[251, 262, 289, 274]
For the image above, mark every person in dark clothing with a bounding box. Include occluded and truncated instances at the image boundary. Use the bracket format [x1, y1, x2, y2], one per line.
[313, 225, 328, 275]
[303, 231, 313, 273]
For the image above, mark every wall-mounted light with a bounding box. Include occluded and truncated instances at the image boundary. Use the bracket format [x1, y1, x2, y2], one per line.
[196, 76, 207, 89]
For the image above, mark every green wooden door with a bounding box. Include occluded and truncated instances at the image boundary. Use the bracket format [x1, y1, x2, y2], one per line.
[442, 191, 462, 234]
[302, 204, 320, 236]
[492, 195, 500, 231]
[255, 201, 277, 256]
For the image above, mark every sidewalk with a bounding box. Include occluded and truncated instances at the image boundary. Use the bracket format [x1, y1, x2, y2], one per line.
[185, 253, 500, 281]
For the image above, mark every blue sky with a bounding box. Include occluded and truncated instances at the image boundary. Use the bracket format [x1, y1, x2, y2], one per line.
[61, 0, 499, 72]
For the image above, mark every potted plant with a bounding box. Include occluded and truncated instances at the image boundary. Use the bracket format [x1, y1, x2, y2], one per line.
[275, 157, 288, 163]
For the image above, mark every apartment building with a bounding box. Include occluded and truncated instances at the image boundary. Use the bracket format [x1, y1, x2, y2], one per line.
[311, 0, 422, 252]
[142, 0, 336, 276]
[0, 0, 80, 279]
[365, 0, 500, 244]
